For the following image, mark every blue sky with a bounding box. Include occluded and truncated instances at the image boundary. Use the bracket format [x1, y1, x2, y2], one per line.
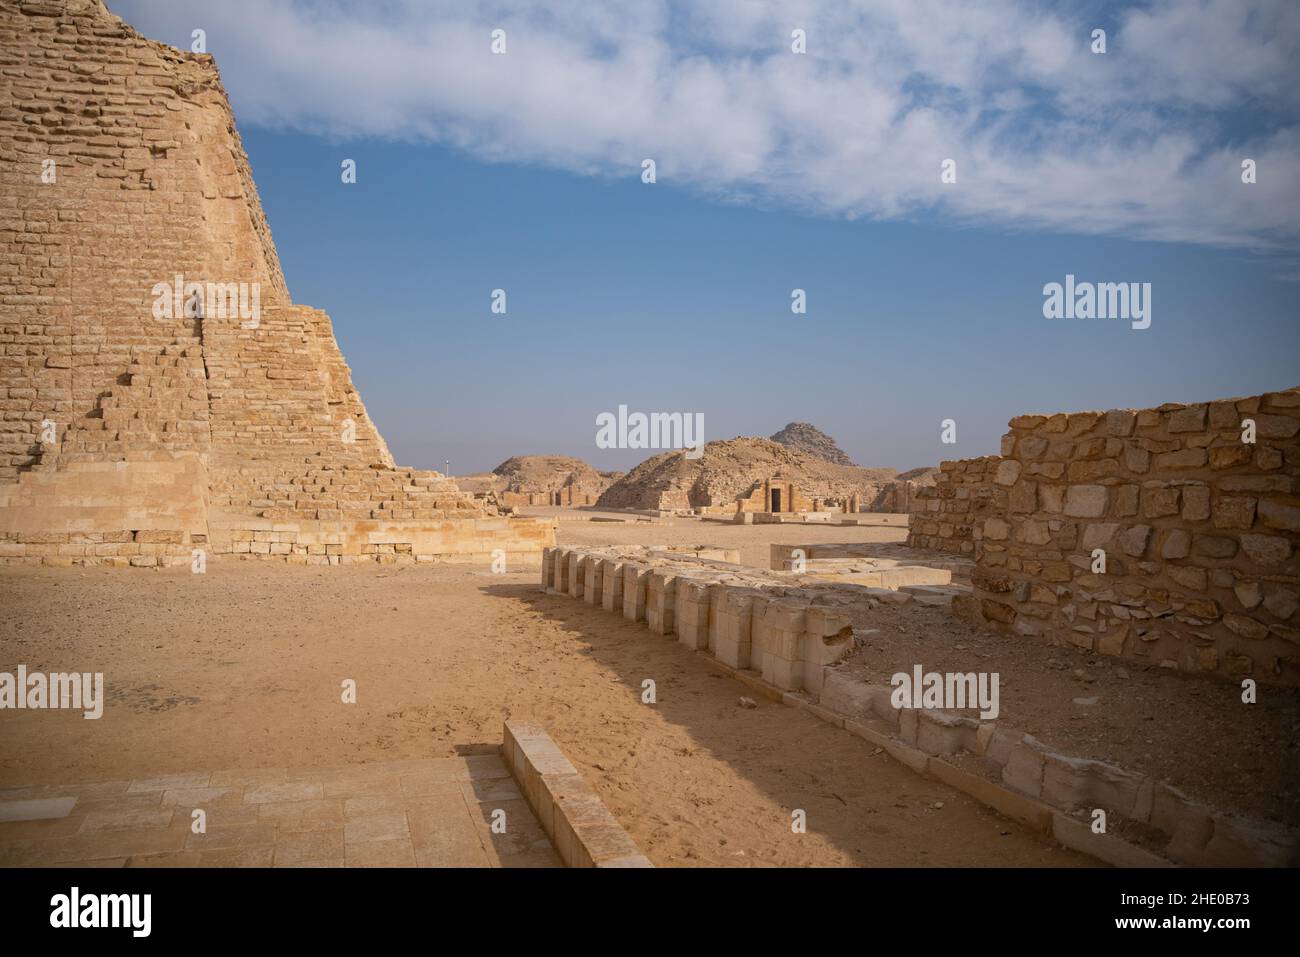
[113, 0, 1300, 474]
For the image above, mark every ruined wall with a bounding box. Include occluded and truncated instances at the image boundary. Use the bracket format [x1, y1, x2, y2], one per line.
[906, 456, 1001, 554]
[499, 488, 598, 507]
[918, 388, 1300, 684]
[736, 479, 813, 514]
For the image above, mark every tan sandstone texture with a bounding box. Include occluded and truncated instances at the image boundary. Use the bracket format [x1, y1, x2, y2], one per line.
[909, 389, 1300, 685]
[456, 455, 621, 508]
[597, 436, 899, 512]
[0, 0, 552, 567]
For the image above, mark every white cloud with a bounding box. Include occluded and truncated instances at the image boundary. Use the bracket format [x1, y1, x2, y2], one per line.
[111, 0, 1300, 250]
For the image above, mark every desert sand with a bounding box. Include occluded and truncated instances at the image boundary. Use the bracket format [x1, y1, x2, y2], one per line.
[0, 532, 1088, 867]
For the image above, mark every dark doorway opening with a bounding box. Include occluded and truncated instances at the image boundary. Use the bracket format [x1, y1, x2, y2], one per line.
[771, 488, 782, 512]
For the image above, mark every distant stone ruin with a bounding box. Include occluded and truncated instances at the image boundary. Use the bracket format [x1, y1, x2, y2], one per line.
[0, 0, 552, 566]
[908, 388, 1300, 684]
[735, 478, 812, 515]
[597, 436, 896, 511]
[490, 455, 617, 507]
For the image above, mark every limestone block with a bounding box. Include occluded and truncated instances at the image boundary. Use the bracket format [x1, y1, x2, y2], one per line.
[801, 607, 854, 694]
[1259, 499, 1300, 533]
[1040, 752, 1150, 820]
[712, 586, 760, 669]
[582, 555, 603, 604]
[622, 563, 652, 622]
[541, 547, 555, 591]
[817, 670, 874, 721]
[1001, 735, 1048, 798]
[600, 558, 624, 612]
[1240, 533, 1291, 566]
[674, 578, 712, 650]
[755, 599, 809, 690]
[566, 551, 587, 598]
[994, 460, 1022, 486]
[1150, 783, 1215, 864]
[1064, 485, 1108, 518]
[553, 547, 570, 593]
[915, 710, 981, 755]
[646, 569, 679, 635]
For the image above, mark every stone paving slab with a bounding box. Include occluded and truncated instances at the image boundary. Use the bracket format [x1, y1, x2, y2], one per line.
[0, 756, 560, 868]
[0, 797, 77, 823]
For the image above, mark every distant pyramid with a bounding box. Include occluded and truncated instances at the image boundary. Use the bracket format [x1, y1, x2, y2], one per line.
[769, 422, 856, 467]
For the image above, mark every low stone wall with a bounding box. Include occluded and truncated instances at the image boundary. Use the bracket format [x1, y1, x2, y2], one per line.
[906, 456, 1001, 554]
[816, 669, 1297, 866]
[541, 546, 856, 695]
[210, 513, 555, 566]
[0, 508, 555, 568]
[501, 720, 650, 868]
[500, 489, 598, 507]
[544, 549, 1297, 865]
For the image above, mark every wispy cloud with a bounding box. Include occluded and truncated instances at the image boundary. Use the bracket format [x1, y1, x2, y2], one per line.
[112, 0, 1300, 250]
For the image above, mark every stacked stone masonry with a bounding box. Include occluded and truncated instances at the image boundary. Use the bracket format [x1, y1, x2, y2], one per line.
[908, 388, 1300, 684]
[906, 457, 999, 554]
[0, 1, 552, 565]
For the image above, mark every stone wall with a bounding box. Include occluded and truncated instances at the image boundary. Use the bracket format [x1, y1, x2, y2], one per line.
[906, 456, 1001, 554]
[499, 487, 598, 507]
[912, 388, 1300, 684]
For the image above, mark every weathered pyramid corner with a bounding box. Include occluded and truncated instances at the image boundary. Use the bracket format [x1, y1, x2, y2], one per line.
[0, 2, 554, 567]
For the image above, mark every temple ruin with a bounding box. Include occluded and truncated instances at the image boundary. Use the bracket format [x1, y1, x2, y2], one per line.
[735, 478, 812, 515]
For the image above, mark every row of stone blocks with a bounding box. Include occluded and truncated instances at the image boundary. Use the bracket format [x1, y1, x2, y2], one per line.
[818, 669, 1299, 866]
[542, 546, 854, 695]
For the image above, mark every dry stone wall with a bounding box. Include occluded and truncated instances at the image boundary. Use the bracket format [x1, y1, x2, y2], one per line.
[909, 388, 1300, 684]
[906, 456, 1001, 554]
[982, 387, 1300, 682]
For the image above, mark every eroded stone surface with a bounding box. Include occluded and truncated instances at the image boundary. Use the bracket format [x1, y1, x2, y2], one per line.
[0, 0, 552, 567]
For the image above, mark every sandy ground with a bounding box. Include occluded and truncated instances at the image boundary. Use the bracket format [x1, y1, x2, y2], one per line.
[0, 558, 1087, 867]
[836, 600, 1300, 829]
[550, 508, 1299, 829]
[536, 505, 909, 567]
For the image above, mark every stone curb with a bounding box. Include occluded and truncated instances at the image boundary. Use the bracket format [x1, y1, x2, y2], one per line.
[501, 720, 652, 869]
[815, 669, 1298, 867]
